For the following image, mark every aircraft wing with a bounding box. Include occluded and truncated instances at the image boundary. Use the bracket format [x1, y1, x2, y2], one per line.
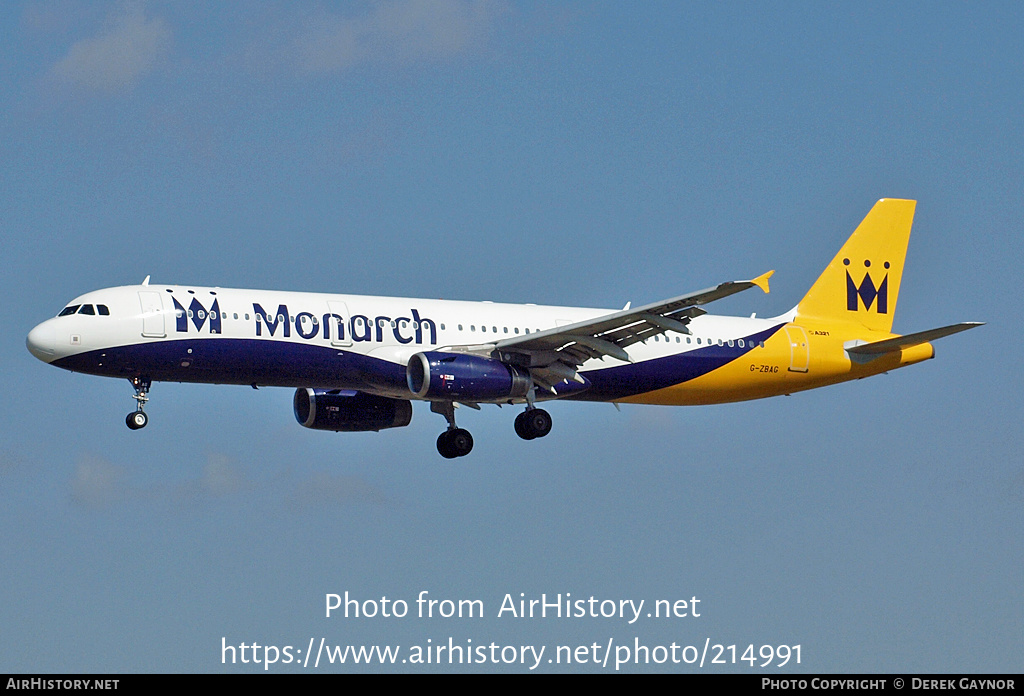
[484, 271, 774, 392]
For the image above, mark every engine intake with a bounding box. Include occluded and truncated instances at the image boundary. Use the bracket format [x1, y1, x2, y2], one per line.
[293, 389, 413, 432]
[407, 352, 532, 401]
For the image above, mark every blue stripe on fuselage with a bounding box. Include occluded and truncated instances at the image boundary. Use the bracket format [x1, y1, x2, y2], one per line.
[50, 324, 785, 403]
[50, 338, 410, 397]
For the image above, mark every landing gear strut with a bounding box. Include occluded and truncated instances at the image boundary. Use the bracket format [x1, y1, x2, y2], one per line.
[431, 401, 473, 459]
[126, 377, 151, 430]
[514, 407, 552, 440]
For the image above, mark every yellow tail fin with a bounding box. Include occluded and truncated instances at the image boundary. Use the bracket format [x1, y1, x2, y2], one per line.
[796, 199, 916, 333]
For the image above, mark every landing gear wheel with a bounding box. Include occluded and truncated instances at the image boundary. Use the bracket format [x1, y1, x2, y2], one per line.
[437, 431, 457, 459]
[126, 411, 148, 430]
[514, 411, 534, 440]
[127, 377, 152, 431]
[449, 428, 473, 457]
[516, 408, 552, 440]
[437, 428, 474, 458]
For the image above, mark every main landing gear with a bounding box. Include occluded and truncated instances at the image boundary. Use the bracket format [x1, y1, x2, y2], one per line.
[431, 402, 474, 459]
[514, 407, 552, 441]
[126, 377, 151, 430]
[431, 401, 554, 458]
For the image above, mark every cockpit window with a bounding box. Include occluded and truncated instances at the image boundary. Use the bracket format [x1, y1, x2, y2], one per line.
[57, 304, 110, 317]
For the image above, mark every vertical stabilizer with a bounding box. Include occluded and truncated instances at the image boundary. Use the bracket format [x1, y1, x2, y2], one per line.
[796, 199, 916, 333]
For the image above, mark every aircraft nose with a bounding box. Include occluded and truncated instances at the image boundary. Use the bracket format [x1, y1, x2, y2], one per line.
[26, 321, 57, 362]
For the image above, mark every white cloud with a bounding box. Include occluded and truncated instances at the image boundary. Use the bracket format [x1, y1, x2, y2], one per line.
[70, 456, 128, 508]
[298, 0, 502, 73]
[66, 453, 385, 510]
[288, 471, 389, 507]
[198, 454, 250, 496]
[171, 454, 254, 501]
[50, 6, 172, 92]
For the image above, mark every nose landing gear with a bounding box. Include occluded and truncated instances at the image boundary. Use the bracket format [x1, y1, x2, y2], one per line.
[126, 377, 151, 430]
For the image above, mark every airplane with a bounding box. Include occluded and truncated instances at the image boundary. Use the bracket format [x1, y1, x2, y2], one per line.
[26, 199, 981, 458]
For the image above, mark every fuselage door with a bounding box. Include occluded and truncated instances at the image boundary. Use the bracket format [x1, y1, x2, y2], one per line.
[139, 291, 166, 338]
[326, 301, 352, 347]
[784, 325, 809, 373]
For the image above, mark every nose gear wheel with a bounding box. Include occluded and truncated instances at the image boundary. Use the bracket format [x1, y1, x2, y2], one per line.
[126, 377, 152, 430]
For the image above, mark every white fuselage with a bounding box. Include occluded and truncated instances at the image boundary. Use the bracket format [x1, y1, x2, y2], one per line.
[27, 283, 783, 403]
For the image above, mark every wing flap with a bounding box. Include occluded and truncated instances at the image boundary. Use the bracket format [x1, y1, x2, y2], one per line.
[494, 271, 774, 361]
[439, 271, 773, 399]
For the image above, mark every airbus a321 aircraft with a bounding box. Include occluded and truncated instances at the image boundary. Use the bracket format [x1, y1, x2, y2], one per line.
[27, 199, 980, 458]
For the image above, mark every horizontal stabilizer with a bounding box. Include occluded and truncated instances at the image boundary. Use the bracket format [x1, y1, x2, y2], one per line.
[846, 322, 984, 356]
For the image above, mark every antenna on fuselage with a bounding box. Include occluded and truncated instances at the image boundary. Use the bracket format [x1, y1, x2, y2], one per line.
[141, 275, 151, 286]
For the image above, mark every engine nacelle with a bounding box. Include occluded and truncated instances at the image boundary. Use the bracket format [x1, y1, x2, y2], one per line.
[407, 351, 533, 401]
[293, 389, 413, 432]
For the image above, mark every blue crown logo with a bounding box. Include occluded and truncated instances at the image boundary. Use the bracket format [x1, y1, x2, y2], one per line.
[844, 259, 888, 314]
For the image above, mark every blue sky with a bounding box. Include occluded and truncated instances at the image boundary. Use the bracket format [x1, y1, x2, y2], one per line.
[1, 1, 1020, 673]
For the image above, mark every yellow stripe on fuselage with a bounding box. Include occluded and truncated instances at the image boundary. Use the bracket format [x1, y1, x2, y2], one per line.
[619, 320, 934, 406]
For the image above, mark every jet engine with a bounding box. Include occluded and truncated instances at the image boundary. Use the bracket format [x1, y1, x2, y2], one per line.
[293, 389, 413, 432]
[407, 351, 532, 401]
